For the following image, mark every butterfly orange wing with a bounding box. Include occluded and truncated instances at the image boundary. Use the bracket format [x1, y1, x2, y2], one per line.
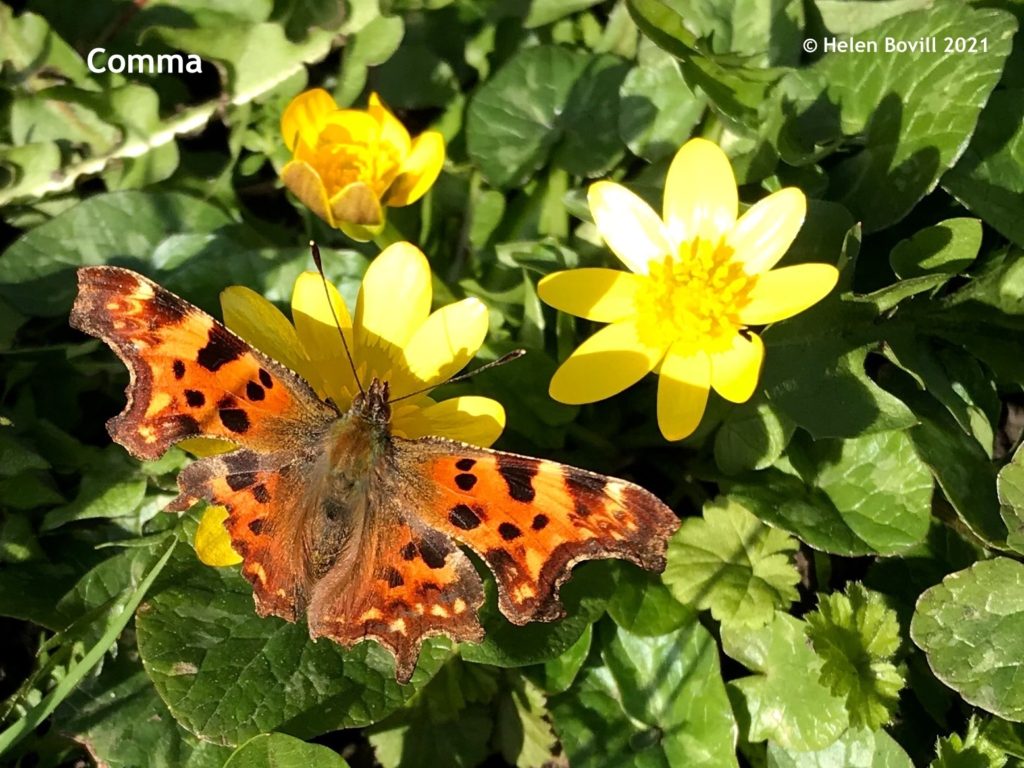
[400, 437, 680, 625]
[71, 266, 335, 460]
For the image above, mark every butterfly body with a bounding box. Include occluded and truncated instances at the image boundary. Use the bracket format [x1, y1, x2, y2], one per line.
[71, 266, 679, 681]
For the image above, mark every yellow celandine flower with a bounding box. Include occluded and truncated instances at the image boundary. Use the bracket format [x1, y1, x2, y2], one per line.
[192, 242, 505, 566]
[279, 89, 445, 241]
[538, 138, 839, 441]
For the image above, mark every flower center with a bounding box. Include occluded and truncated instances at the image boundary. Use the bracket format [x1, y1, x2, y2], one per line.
[634, 237, 756, 354]
[311, 136, 403, 199]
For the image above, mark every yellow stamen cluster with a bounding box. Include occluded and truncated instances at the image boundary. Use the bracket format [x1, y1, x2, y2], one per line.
[635, 238, 756, 353]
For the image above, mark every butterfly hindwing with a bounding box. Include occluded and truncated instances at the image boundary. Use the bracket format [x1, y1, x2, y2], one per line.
[400, 437, 680, 625]
[71, 266, 334, 460]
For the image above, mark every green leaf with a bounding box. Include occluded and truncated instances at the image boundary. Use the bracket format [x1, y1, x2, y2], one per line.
[553, 54, 630, 177]
[0, 6, 91, 87]
[334, 14, 404, 106]
[618, 43, 706, 162]
[912, 558, 1024, 722]
[467, 46, 589, 188]
[714, 398, 795, 475]
[524, 0, 604, 27]
[551, 619, 739, 767]
[135, 551, 450, 746]
[805, 584, 905, 730]
[998, 445, 1024, 555]
[527, 624, 592, 695]
[460, 561, 613, 669]
[767, 727, 914, 768]
[662, 497, 800, 628]
[890, 218, 983, 279]
[607, 564, 693, 636]
[812, 0, 933, 36]
[944, 89, 1024, 247]
[786, 3, 1016, 231]
[724, 613, 849, 751]
[494, 676, 557, 768]
[789, 430, 932, 554]
[56, 645, 233, 768]
[0, 191, 231, 317]
[931, 718, 1008, 768]
[42, 447, 148, 531]
[225, 734, 349, 767]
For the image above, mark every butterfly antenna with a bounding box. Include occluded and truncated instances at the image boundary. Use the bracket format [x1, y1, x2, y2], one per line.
[310, 241, 364, 397]
[389, 349, 526, 404]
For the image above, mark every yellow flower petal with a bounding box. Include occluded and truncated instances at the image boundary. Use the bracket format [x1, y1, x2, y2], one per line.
[710, 332, 764, 403]
[549, 319, 665, 404]
[329, 181, 383, 227]
[385, 131, 445, 207]
[657, 344, 710, 441]
[729, 188, 806, 275]
[663, 138, 737, 246]
[368, 92, 412, 160]
[588, 181, 671, 274]
[280, 88, 337, 152]
[194, 505, 242, 566]
[738, 264, 839, 325]
[395, 298, 489, 396]
[538, 268, 646, 323]
[321, 109, 383, 146]
[355, 243, 432, 383]
[291, 271, 358, 404]
[220, 286, 311, 380]
[281, 160, 332, 225]
[394, 395, 506, 447]
[178, 437, 235, 457]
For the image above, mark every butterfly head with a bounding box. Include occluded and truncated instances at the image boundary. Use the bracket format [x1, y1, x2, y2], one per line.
[351, 377, 391, 425]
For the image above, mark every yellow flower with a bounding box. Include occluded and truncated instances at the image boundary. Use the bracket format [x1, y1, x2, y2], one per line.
[538, 138, 839, 441]
[279, 89, 445, 241]
[193, 242, 505, 566]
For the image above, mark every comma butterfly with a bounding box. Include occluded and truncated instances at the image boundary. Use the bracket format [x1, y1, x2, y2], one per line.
[71, 265, 679, 681]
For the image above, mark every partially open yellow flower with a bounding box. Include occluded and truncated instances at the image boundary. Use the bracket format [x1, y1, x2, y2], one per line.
[280, 89, 445, 241]
[539, 138, 839, 441]
[193, 242, 504, 565]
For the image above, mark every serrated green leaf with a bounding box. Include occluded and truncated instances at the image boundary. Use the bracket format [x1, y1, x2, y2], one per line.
[663, 497, 799, 628]
[912, 558, 1024, 722]
[135, 550, 451, 746]
[224, 734, 350, 767]
[724, 613, 849, 751]
[551, 620, 739, 767]
[932, 718, 1008, 768]
[768, 727, 913, 768]
[806, 584, 905, 730]
[944, 90, 1024, 247]
[494, 676, 557, 768]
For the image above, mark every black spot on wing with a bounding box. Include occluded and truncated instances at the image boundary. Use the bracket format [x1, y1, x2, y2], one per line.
[566, 469, 608, 496]
[455, 458, 476, 471]
[455, 473, 477, 491]
[226, 472, 257, 492]
[246, 381, 265, 401]
[219, 407, 250, 434]
[498, 522, 522, 541]
[531, 514, 549, 530]
[252, 483, 271, 504]
[258, 368, 273, 388]
[172, 360, 186, 379]
[449, 504, 482, 530]
[197, 329, 244, 372]
[383, 567, 404, 588]
[400, 542, 417, 561]
[184, 389, 205, 408]
[248, 518, 265, 535]
[418, 536, 449, 570]
[497, 456, 538, 503]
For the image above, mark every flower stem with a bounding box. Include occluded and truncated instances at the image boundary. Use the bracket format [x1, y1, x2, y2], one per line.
[372, 218, 406, 250]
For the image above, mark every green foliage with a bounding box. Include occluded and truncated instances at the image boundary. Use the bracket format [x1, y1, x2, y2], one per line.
[662, 497, 800, 628]
[2, 0, 1023, 764]
[805, 584, 905, 730]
